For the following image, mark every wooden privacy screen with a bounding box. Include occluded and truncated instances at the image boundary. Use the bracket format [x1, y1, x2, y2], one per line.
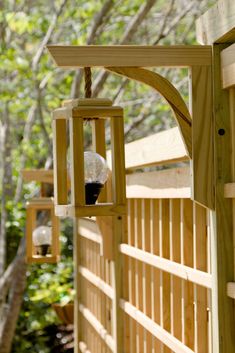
[76, 191, 212, 353]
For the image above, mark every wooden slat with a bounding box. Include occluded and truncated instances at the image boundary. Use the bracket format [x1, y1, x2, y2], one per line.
[79, 303, 115, 352]
[79, 265, 114, 300]
[55, 203, 126, 218]
[126, 167, 190, 199]
[47, 45, 212, 67]
[52, 118, 68, 205]
[106, 127, 188, 170]
[78, 218, 102, 245]
[190, 65, 214, 209]
[21, 169, 54, 184]
[108, 67, 192, 158]
[196, 0, 235, 44]
[120, 244, 212, 289]
[74, 219, 82, 353]
[69, 117, 85, 206]
[120, 299, 194, 353]
[73, 106, 123, 117]
[221, 43, 235, 89]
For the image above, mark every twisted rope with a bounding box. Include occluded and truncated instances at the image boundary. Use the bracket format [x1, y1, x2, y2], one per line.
[84, 67, 92, 98]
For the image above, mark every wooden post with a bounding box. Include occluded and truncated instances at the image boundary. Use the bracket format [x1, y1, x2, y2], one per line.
[211, 43, 235, 353]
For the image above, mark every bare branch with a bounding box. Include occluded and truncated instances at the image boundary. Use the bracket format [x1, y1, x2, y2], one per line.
[92, 0, 157, 97]
[32, 0, 68, 71]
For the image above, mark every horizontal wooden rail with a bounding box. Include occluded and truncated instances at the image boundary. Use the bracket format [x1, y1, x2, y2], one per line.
[227, 282, 235, 299]
[21, 169, 54, 184]
[120, 299, 194, 353]
[221, 43, 235, 89]
[78, 218, 102, 245]
[120, 244, 212, 289]
[47, 45, 212, 68]
[55, 203, 126, 218]
[79, 303, 114, 352]
[79, 266, 114, 300]
[107, 127, 188, 170]
[126, 167, 190, 199]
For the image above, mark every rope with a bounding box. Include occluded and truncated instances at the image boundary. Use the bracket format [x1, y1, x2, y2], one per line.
[84, 67, 92, 98]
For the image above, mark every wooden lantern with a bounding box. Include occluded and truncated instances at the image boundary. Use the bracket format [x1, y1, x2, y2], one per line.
[26, 197, 60, 264]
[52, 98, 126, 218]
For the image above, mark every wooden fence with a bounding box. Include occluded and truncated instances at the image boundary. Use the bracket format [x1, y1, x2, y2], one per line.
[74, 127, 212, 353]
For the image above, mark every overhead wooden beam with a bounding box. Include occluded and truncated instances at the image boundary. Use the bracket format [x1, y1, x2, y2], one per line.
[21, 169, 54, 184]
[221, 43, 235, 88]
[47, 45, 212, 68]
[196, 0, 235, 44]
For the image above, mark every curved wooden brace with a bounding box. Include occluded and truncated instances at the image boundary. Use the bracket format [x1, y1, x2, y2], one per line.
[106, 67, 192, 158]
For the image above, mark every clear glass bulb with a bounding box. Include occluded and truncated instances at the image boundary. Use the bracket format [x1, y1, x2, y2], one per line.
[84, 151, 110, 185]
[32, 226, 52, 246]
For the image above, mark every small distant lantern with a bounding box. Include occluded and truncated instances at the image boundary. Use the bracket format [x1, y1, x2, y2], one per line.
[52, 97, 126, 218]
[26, 197, 60, 264]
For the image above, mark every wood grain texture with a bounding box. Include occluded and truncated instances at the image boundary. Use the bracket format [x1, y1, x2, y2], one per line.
[47, 45, 212, 67]
[196, 0, 235, 44]
[212, 43, 235, 353]
[221, 44, 235, 88]
[107, 67, 192, 158]
[189, 65, 214, 209]
[21, 169, 54, 184]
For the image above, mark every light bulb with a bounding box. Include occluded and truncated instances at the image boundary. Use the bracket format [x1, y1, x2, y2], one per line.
[84, 151, 110, 204]
[33, 226, 52, 256]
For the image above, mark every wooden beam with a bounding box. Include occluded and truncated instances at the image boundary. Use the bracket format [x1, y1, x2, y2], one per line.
[196, 0, 235, 44]
[47, 45, 212, 68]
[78, 218, 102, 245]
[221, 43, 235, 89]
[21, 169, 54, 184]
[189, 65, 214, 209]
[126, 167, 191, 199]
[120, 244, 212, 289]
[107, 127, 188, 170]
[55, 203, 126, 218]
[107, 67, 192, 158]
[120, 299, 194, 353]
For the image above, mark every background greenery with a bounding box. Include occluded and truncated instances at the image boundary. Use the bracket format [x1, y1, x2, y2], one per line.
[0, 0, 215, 352]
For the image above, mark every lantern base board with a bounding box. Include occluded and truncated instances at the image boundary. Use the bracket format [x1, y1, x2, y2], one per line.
[26, 255, 60, 264]
[55, 203, 126, 218]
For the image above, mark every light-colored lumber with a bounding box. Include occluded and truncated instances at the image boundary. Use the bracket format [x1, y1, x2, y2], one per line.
[106, 127, 188, 170]
[69, 117, 85, 206]
[79, 341, 91, 353]
[120, 244, 212, 289]
[78, 218, 102, 245]
[120, 299, 194, 353]
[224, 183, 235, 198]
[169, 199, 182, 341]
[221, 43, 235, 88]
[79, 303, 115, 352]
[52, 118, 68, 205]
[227, 282, 235, 299]
[55, 203, 126, 218]
[72, 106, 123, 117]
[79, 266, 114, 300]
[211, 44, 235, 353]
[190, 65, 214, 209]
[126, 167, 190, 199]
[196, 0, 235, 44]
[74, 219, 82, 353]
[47, 45, 212, 67]
[107, 67, 192, 158]
[21, 169, 54, 184]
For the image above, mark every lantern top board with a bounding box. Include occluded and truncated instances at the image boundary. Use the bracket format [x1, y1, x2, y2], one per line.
[52, 98, 126, 218]
[26, 197, 60, 264]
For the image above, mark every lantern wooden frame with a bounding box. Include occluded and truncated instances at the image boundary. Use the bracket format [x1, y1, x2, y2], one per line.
[52, 98, 126, 218]
[26, 197, 60, 264]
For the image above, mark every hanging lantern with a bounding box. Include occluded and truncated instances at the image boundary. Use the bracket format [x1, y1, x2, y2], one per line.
[26, 197, 60, 264]
[52, 98, 126, 218]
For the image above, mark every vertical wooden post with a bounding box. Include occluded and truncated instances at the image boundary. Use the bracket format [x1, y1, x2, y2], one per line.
[52, 118, 68, 205]
[70, 117, 85, 206]
[74, 219, 82, 353]
[210, 43, 235, 353]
